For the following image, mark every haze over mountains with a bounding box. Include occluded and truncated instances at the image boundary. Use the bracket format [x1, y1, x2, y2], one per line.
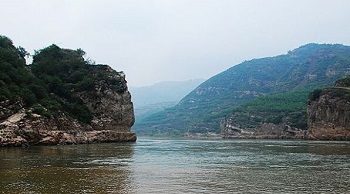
[134, 43, 350, 136]
[129, 79, 204, 126]
[129, 79, 204, 108]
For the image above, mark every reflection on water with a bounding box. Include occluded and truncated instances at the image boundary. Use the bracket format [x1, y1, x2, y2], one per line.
[1, 139, 350, 193]
[0, 143, 135, 193]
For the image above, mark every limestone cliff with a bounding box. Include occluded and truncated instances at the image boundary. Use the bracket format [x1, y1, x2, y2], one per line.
[0, 38, 136, 146]
[77, 65, 135, 132]
[0, 66, 136, 146]
[307, 85, 350, 140]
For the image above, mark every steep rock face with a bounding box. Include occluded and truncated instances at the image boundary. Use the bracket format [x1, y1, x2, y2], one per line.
[77, 66, 135, 132]
[307, 87, 350, 140]
[0, 65, 136, 147]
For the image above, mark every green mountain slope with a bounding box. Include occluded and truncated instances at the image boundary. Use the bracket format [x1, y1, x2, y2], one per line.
[135, 43, 350, 136]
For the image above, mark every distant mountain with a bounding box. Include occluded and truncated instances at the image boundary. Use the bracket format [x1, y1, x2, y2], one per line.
[135, 43, 350, 136]
[129, 79, 204, 130]
[129, 79, 205, 108]
[134, 101, 178, 125]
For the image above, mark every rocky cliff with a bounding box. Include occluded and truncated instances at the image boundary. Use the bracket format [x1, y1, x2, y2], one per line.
[307, 79, 350, 140]
[0, 36, 136, 146]
[0, 66, 136, 146]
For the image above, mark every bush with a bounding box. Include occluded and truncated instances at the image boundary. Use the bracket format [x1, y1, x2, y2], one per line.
[77, 77, 95, 91]
[308, 89, 323, 101]
[22, 90, 37, 106]
[31, 103, 51, 118]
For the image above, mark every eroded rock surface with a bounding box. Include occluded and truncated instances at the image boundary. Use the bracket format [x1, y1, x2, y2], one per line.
[307, 87, 350, 140]
[0, 66, 136, 147]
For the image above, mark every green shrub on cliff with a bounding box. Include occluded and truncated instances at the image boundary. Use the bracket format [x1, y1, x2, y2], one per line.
[308, 89, 323, 101]
[31, 103, 51, 118]
[335, 76, 350, 87]
[0, 35, 123, 124]
[30, 44, 95, 123]
[0, 35, 42, 104]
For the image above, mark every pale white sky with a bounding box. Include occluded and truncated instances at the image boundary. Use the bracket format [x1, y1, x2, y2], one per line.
[1, 0, 350, 86]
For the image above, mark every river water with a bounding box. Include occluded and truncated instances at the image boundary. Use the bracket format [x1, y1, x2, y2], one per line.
[0, 138, 350, 193]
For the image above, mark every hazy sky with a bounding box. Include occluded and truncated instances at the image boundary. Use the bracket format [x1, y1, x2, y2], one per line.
[1, 0, 350, 86]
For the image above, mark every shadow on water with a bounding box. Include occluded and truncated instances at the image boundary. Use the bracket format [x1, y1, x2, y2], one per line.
[0, 143, 135, 194]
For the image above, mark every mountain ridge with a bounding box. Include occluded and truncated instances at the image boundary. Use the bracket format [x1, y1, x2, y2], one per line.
[129, 78, 204, 107]
[135, 43, 350, 136]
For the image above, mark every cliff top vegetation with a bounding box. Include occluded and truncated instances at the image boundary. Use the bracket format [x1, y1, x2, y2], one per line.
[0, 35, 125, 123]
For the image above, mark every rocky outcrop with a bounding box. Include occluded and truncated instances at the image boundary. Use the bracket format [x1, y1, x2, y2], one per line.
[0, 99, 24, 120]
[222, 82, 350, 140]
[0, 66, 136, 147]
[307, 87, 350, 140]
[221, 119, 305, 139]
[77, 66, 135, 132]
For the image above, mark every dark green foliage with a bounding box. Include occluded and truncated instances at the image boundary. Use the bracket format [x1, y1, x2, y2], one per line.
[0, 35, 39, 103]
[30, 44, 126, 123]
[335, 76, 350, 87]
[266, 115, 283, 124]
[39, 96, 62, 113]
[229, 90, 309, 130]
[308, 89, 323, 101]
[325, 87, 350, 99]
[0, 36, 59, 117]
[62, 99, 93, 124]
[0, 36, 13, 49]
[32, 44, 87, 81]
[21, 88, 37, 106]
[31, 103, 51, 118]
[77, 77, 95, 91]
[0, 35, 124, 124]
[17, 46, 29, 58]
[30, 44, 94, 123]
[29, 84, 48, 100]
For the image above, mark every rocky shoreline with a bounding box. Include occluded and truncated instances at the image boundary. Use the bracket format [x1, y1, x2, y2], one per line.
[0, 108, 136, 147]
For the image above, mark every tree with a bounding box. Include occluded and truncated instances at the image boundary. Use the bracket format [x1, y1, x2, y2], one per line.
[17, 46, 29, 59]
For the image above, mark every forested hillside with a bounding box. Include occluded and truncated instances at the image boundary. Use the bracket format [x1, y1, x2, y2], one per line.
[135, 44, 350, 136]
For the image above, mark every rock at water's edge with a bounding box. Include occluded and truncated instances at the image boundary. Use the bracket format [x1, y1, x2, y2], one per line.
[0, 66, 136, 147]
[307, 87, 350, 140]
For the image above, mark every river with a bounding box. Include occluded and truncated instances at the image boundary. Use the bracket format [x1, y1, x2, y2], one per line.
[1, 138, 350, 193]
